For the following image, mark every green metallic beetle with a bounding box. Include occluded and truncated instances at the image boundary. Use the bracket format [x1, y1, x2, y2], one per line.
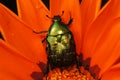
[34, 11, 79, 74]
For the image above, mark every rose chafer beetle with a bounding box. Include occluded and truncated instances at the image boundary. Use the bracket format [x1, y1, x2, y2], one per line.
[33, 11, 79, 74]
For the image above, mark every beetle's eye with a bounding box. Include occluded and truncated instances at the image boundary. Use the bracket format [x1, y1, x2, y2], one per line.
[53, 16, 61, 22]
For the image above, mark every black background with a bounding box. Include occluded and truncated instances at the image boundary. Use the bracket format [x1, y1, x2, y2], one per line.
[0, 0, 108, 39]
[0, 0, 108, 14]
[0, 0, 50, 14]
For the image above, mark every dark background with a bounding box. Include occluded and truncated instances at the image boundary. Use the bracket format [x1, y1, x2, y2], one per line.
[0, 0, 108, 39]
[0, 0, 108, 14]
[0, 0, 50, 14]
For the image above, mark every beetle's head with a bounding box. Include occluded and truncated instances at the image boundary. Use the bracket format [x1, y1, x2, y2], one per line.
[46, 11, 64, 22]
[52, 16, 61, 22]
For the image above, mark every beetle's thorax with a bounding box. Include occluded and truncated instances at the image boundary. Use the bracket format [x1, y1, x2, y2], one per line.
[47, 21, 71, 52]
[49, 22, 69, 36]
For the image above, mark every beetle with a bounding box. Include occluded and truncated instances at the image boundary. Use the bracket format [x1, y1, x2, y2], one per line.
[33, 11, 79, 74]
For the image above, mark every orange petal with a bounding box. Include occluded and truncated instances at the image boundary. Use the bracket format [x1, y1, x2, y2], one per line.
[17, 0, 50, 31]
[69, 0, 82, 54]
[82, 0, 120, 58]
[81, 0, 101, 34]
[101, 63, 120, 80]
[83, 18, 120, 77]
[50, 0, 62, 16]
[50, 0, 82, 54]
[50, 0, 73, 16]
[0, 40, 43, 80]
[0, 4, 47, 63]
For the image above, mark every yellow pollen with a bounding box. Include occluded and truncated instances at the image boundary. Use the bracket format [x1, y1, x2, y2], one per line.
[43, 65, 95, 80]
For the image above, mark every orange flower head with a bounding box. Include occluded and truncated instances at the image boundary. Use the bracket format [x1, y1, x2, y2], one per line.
[0, 0, 120, 80]
[43, 65, 95, 80]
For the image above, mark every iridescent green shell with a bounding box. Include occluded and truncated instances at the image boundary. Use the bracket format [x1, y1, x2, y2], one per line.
[46, 16, 76, 67]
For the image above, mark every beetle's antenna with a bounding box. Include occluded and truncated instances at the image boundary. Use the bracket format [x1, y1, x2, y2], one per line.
[60, 11, 64, 16]
[46, 15, 53, 19]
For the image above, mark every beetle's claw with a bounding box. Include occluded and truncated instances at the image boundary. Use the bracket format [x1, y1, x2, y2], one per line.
[33, 30, 48, 34]
[42, 38, 46, 43]
[67, 18, 73, 26]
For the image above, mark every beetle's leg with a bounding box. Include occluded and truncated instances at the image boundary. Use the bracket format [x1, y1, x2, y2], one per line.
[43, 61, 51, 80]
[45, 44, 52, 74]
[42, 38, 46, 43]
[43, 62, 48, 75]
[33, 30, 48, 34]
[33, 30, 48, 43]
[76, 54, 81, 72]
[44, 61, 52, 74]
[67, 17, 73, 26]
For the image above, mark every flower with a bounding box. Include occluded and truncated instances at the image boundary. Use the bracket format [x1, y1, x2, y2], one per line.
[0, 0, 120, 80]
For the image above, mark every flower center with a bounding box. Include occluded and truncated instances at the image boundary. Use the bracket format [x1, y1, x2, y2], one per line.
[43, 65, 96, 80]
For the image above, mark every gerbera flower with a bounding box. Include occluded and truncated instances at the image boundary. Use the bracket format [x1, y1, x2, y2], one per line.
[0, 0, 120, 80]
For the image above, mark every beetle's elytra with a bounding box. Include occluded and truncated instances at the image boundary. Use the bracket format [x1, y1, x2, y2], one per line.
[33, 11, 79, 74]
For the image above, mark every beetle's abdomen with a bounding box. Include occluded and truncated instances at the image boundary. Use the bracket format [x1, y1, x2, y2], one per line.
[47, 34, 76, 67]
[48, 49, 76, 67]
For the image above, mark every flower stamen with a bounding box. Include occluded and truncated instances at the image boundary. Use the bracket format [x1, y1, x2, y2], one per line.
[43, 65, 95, 80]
